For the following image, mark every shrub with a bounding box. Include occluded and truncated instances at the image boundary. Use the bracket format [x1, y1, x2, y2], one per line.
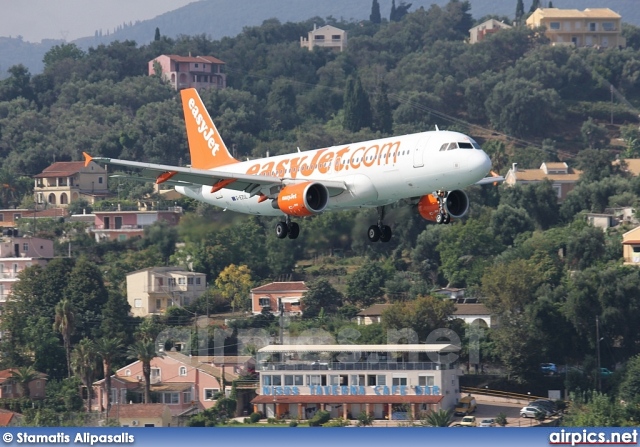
[323, 417, 350, 427]
[308, 410, 331, 427]
[495, 412, 508, 427]
[249, 412, 262, 423]
[289, 421, 298, 427]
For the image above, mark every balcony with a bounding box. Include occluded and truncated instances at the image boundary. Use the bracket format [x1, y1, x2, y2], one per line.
[259, 361, 452, 372]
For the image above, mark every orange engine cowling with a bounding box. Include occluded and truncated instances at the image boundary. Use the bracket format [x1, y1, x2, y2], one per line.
[274, 182, 329, 217]
[417, 190, 469, 222]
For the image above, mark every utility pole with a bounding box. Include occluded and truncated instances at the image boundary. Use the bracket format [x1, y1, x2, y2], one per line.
[278, 298, 284, 345]
[596, 315, 602, 392]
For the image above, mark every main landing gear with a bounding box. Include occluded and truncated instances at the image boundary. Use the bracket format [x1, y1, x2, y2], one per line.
[368, 206, 392, 243]
[434, 190, 451, 225]
[275, 216, 300, 240]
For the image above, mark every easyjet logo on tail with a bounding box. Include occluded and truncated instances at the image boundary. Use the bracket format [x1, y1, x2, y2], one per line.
[188, 98, 221, 157]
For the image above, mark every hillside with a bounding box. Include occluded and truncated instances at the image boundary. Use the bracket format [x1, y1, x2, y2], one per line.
[1, 0, 639, 76]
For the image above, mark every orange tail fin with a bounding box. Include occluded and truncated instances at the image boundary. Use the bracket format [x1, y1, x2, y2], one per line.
[180, 88, 238, 169]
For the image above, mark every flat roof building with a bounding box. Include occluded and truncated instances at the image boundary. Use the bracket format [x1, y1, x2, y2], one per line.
[252, 343, 461, 421]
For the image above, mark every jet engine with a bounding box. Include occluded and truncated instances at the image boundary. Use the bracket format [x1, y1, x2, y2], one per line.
[272, 182, 329, 217]
[417, 190, 469, 222]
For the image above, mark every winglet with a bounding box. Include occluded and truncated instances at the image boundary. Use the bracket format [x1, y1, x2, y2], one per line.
[82, 152, 93, 167]
[180, 88, 238, 170]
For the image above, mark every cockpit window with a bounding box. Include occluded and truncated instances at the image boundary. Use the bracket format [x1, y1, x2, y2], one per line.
[458, 142, 474, 149]
[439, 143, 448, 152]
[446, 142, 457, 151]
[472, 142, 482, 149]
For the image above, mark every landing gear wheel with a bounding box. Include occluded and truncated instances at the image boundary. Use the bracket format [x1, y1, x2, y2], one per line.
[368, 225, 381, 242]
[443, 214, 451, 224]
[288, 222, 300, 239]
[275, 221, 288, 239]
[380, 225, 392, 243]
[436, 213, 445, 224]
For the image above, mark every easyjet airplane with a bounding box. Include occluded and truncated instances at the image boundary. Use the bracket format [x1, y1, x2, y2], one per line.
[84, 88, 500, 242]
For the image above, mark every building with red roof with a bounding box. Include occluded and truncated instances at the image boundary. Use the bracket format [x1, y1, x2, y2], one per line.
[251, 281, 308, 316]
[34, 160, 109, 208]
[149, 54, 226, 91]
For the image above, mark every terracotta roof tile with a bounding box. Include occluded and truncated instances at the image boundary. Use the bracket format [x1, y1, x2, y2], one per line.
[357, 304, 391, 317]
[113, 404, 168, 419]
[164, 55, 225, 64]
[453, 304, 490, 315]
[34, 162, 86, 178]
[0, 413, 13, 426]
[251, 282, 308, 293]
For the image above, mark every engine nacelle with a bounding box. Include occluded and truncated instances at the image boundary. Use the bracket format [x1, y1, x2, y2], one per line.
[417, 190, 470, 222]
[273, 182, 329, 217]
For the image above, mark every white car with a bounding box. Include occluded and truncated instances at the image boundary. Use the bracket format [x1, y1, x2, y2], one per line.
[520, 406, 549, 418]
[478, 418, 495, 427]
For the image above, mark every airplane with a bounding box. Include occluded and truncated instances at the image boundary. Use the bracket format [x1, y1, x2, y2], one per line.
[83, 88, 501, 242]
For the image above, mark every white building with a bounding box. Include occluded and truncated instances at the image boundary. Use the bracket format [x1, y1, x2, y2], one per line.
[251, 344, 462, 421]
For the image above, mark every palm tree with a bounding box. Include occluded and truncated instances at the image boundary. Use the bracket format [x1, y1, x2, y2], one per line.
[10, 366, 38, 399]
[72, 338, 97, 412]
[126, 340, 164, 404]
[53, 299, 75, 378]
[421, 409, 453, 427]
[95, 336, 123, 418]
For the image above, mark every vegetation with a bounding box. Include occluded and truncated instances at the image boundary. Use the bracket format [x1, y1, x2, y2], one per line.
[0, 0, 640, 426]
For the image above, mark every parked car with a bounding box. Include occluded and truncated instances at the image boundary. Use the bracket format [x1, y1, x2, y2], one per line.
[478, 418, 495, 427]
[540, 363, 558, 375]
[520, 406, 550, 418]
[600, 367, 613, 377]
[530, 400, 556, 414]
[459, 416, 477, 427]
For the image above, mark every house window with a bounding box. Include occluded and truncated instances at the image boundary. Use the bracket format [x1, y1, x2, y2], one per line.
[179, 366, 187, 376]
[195, 63, 199, 68]
[419, 375, 435, 386]
[156, 299, 162, 310]
[23, 243, 29, 252]
[314, 35, 325, 40]
[168, 278, 176, 286]
[549, 22, 560, 30]
[259, 297, 270, 307]
[150, 368, 161, 381]
[195, 277, 201, 285]
[125, 369, 131, 376]
[284, 375, 303, 386]
[178, 277, 186, 285]
[331, 34, 341, 40]
[377, 375, 386, 386]
[392, 376, 408, 386]
[134, 299, 142, 308]
[187, 277, 193, 285]
[0, 214, 3, 221]
[162, 392, 179, 404]
[589, 22, 596, 31]
[183, 390, 192, 403]
[602, 22, 614, 31]
[98, 177, 103, 184]
[204, 388, 219, 400]
[110, 388, 117, 404]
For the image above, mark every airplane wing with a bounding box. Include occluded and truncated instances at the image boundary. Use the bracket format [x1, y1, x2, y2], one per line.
[84, 153, 347, 196]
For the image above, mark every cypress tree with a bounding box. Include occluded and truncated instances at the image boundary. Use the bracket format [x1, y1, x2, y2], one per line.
[529, 0, 540, 13]
[343, 75, 372, 132]
[372, 82, 393, 134]
[390, 0, 397, 22]
[154, 27, 161, 41]
[370, 0, 382, 23]
[515, 0, 525, 26]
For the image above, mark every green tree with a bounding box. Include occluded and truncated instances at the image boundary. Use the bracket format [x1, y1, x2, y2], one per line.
[53, 299, 76, 378]
[382, 295, 457, 341]
[71, 338, 97, 412]
[10, 366, 39, 399]
[370, 0, 382, 23]
[580, 118, 609, 150]
[64, 257, 109, 340]
[343, 75, 372, 132]
[564, 391, 624, 427]
[371, 82, 393, 134]
[95, 336, 124, 417]
[302, 278, 344, 319]
[154, 27, 161, 41]
[346, 262, 389, 307]
[126, 340, 165, 404]
[515, 0, 525, 25]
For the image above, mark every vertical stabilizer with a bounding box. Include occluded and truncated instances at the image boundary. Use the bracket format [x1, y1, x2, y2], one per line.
[180, 88, 238, 169]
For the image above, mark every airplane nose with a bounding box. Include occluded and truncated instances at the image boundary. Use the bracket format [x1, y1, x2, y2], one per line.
[480, 150, 491, 173]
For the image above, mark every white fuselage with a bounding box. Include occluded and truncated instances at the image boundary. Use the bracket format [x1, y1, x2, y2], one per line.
[175, 130, 491, 216]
